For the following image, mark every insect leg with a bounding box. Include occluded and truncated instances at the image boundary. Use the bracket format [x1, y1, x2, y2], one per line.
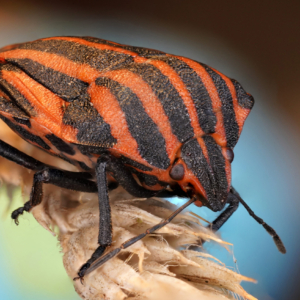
[77, 157, 113, 277]
[187, 190, 240, 251]
[188, 191, 238, 250]
[0, 139, 95, 181]
[210, 191, 239, 232]
[77, 155, 158, 277]
[107, 155, 158, 198]
[75, 196, 197, 279]
[0, 139, 99, 222]
[0, 139, 47, 171]
[11, 168, 98, 224]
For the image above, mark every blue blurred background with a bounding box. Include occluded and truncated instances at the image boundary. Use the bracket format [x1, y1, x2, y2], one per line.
[0, 1, 299, 299]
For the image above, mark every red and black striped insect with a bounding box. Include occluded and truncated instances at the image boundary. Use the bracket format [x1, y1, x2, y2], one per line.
[0, 36, 286, 279]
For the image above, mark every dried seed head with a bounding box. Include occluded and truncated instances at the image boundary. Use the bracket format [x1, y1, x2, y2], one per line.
[30, 188, 256, 300]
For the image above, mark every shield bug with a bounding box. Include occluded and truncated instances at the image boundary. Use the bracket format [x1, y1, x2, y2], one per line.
[0, 36, 286, 280]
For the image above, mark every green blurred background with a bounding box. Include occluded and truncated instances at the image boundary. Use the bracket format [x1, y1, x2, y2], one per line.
[0, 1, 299, 299]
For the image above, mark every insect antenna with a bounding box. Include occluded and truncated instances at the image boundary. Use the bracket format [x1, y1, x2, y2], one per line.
[231, 187, 286, 254]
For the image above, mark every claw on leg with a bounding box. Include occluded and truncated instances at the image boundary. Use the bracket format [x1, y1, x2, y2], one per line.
[78, 263, 91, 278]
[11, 201, 32, 225]
[73, 275, 85, 285]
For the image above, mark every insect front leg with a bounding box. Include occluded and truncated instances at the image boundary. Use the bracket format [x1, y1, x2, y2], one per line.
[210, 190, 239, 232]
[187, 190, 239, 251]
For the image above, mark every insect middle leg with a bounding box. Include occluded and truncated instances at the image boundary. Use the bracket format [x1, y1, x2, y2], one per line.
[77, 155, 159, 277]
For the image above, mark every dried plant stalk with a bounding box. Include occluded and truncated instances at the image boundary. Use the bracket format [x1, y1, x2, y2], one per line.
[0, 120, 257, 300]
[31, 188, 256, 300]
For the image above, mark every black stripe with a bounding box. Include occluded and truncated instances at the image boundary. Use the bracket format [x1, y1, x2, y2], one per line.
[203, 135, 228, 204]
[96, 77, 170, 169]
[201, 64, 239, 148]
[127, 167, 160, 187]
[115, 62, 194, 143]
[181, 137, 227, 212]
[231, 79, 254, 110]
[0, 66, 36, 117]
[120, 155, 152, 171]
[7, 58, 90, 102]
[13, 117, 31, 128]
[181, 138, 215, 206]
[154, 57, 217, 134]
[75, 144, 109, 156]
[0, 86, 32, 127]
[15, 39, 134, 72]
[63, 99, 117, 148]
[58, 152, 92, 171]
[45, 134, 76, 156]
[0, 63, 21, 73]
[77, 36, 166, 58]
[53, 152, 82, 168]
[0, 95, 30, 119]
[77, 160, 92, 171]
[0, 115, 50, 150]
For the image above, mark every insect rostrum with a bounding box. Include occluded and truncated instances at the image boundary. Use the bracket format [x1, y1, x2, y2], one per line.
[0, 36, 285, 280]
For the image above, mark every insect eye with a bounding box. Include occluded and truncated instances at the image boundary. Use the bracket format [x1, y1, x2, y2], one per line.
[170, 164, 185, 180]
[226, 148, 234, 163]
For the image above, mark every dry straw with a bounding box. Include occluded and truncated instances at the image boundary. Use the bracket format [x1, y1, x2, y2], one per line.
[0, 120, 257, 300]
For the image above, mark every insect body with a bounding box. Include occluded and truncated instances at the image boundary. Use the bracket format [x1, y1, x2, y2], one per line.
[0, 37, 285, 279]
